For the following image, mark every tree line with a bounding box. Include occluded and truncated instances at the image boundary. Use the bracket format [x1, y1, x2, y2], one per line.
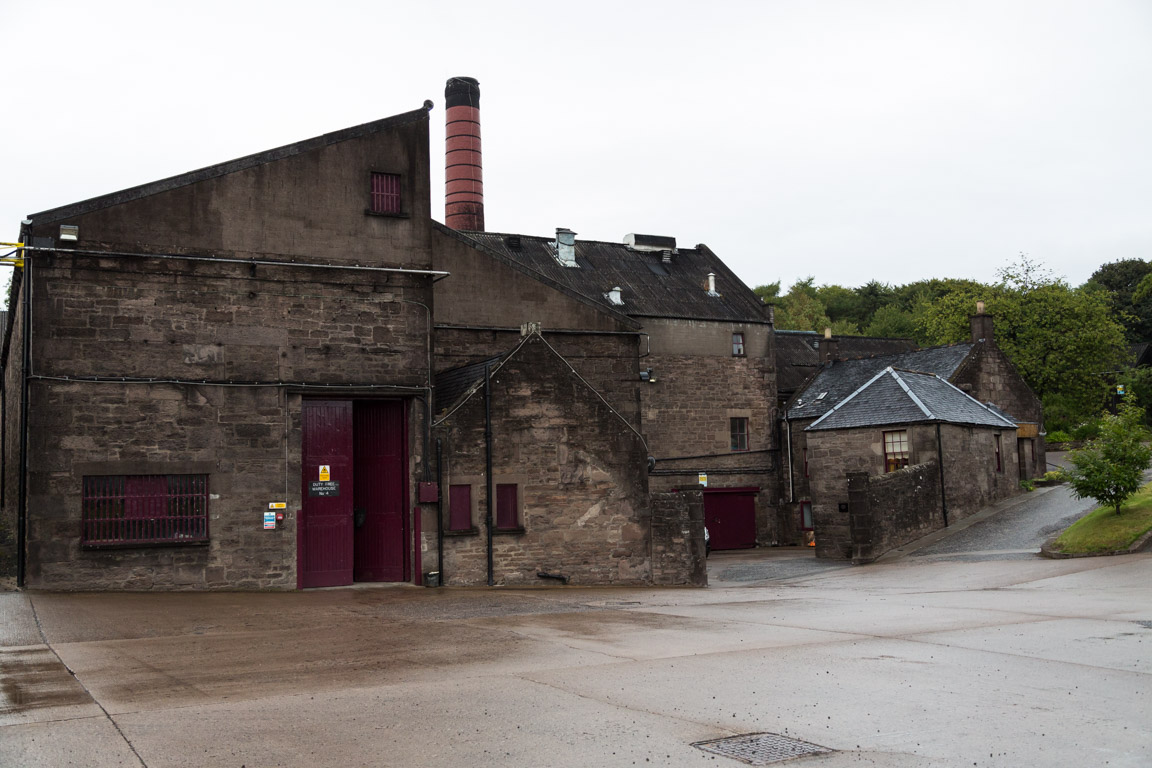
[756, 257, 1152, 432]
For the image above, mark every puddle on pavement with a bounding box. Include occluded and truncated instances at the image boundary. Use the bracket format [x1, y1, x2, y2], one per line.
[0, 647, 93, 715]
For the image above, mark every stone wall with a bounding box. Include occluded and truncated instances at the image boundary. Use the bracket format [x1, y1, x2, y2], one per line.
[13, 254, 432, 589]
[649, 490, 707, 586]
[431, 333, 654, 586]
[848, 463, 941, 563]
[938, 422, 1020, 521]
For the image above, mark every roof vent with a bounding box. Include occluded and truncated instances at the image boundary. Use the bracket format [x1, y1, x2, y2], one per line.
[606, 286, 624, 306]
[706, 272, 719, 296]
[505, 235, 521, 249]
[624, 233, 677, 253]
[555, 228, 577, 267]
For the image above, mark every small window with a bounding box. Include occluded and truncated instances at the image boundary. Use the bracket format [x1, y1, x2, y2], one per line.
[369, 172, 402, 214]
[732, 333, 745, 356]
[82, 474, 209, 547]
[994, 433, 1003, 472]
[449, 484, 472, 531]
[802, 445, 809, 478]
[883, 430, 909, 472]
[496, 484, 520, 530]
[800, 500, 813, 530]
[730, 417, 749, 452]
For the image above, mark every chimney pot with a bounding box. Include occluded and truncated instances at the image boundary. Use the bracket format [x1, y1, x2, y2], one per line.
[707, 272, 717, 295]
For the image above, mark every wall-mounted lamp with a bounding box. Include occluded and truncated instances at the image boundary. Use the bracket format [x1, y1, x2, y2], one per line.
[59, 224, 79, 242]
[639, 368, 657, 383]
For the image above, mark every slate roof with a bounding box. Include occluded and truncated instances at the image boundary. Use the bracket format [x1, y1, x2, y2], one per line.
[806, 367, 1017, 432]
[434, 353, 505, 415]
[458, 232, 769, 323]
[775, 330, 918, 396]
[28, 105, 433, 225]
[788, 343, 975, 421]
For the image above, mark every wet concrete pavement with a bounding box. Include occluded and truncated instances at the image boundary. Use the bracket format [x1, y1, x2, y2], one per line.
[3, 496, 1151, 767]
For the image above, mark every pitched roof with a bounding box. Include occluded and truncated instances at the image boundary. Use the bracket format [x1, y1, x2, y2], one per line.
[806, 367, 1017, 431]
[788, 343, 975, 421]
[434, 353, 505, 415]
[28, 105, 433, 225]
[775, 330, 918, 396]
[457, 232, 769, 323]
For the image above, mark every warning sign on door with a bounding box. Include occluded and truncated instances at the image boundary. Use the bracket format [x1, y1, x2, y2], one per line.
[319, 465, 331, 482]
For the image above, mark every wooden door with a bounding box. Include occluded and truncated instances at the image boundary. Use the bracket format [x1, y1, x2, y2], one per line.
[353, 400, 407, 582]
[300, 400, 354, 588]
[704, 490, 757, 550]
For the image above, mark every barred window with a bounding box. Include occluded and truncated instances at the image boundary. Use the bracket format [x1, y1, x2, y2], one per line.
[369, 172, 402, 214]
[883, 430, 909, 472]
[82, 474, 209, 547]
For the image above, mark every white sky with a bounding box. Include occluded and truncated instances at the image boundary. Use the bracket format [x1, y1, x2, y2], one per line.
[2, 0, 1150, 293]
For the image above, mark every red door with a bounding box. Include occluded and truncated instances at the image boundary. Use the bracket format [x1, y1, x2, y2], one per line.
[704, 489, 758, 550]
[353, 401, 407, 582]
[300, 400, 355, 588]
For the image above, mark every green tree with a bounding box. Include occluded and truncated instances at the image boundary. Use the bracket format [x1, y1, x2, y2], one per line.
[1066, 405, 1152, 514]
[916, 258, 1128, 421]
[863, 304, 917, 338]
[753, 281, 780, 303]
[1086, 259, 1152, 342]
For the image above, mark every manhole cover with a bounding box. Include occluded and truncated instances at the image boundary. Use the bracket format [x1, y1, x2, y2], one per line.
[692, 732, 832, 765]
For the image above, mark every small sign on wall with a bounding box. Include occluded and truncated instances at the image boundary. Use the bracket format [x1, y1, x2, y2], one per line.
[698, 473, 708, 487]
[309, 481, 340, 497]
[319, 465, 331, 482]
[263, 511, 276, 530]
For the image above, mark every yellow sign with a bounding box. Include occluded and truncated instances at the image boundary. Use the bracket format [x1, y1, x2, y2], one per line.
[697, 473, 708, 487]
[319, 465, 330, 482]
[268, 502, 287, 509]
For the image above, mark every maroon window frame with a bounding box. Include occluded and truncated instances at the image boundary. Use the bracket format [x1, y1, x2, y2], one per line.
[82, 474, 209, 547]
[370, 172, 402, 214]
[448, 484, 472, 531]
[732, 333, 745, 356]
[495, 484, 519, 530]
[730, 417, 749, 452]
[883, 430, 909, 472]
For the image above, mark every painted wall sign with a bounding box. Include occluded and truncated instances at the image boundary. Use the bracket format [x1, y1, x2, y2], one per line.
[268, 502, 287, 510]
[309, 480, 340, 497]
[263, 511, 276, 530]
[319, 465, 331, 482]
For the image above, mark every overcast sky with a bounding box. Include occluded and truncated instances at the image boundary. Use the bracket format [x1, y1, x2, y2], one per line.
[2, 0, 1149, 294]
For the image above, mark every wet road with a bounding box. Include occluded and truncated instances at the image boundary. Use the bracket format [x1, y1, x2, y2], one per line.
[911, 484, 1097, 560]
[3, 548, 1151, 768]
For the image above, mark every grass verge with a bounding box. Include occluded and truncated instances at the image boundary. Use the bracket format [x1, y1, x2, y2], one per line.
[1051, 482, 1152, 554]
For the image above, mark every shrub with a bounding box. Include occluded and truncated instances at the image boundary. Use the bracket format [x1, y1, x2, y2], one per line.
[1046, 430, 1072, 444]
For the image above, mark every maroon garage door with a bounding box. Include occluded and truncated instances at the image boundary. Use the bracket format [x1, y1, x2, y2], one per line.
[704, 488, 758, 551]
[299, 400, 407, 588]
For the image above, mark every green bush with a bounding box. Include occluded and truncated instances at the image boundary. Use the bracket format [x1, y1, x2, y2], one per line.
[1046, 430, 1072, 443]
[1071, 419, 1102, 441]
[1042, 470, 1068, 483]
[1020, 479, 1035, 492]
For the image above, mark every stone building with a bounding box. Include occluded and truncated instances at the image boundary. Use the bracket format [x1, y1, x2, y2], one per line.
[0, 88, 707, 590]
[782, 311, 1044, 558]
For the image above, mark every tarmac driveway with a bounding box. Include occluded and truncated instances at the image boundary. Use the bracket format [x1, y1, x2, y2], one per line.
[3, 544, 1151, 768]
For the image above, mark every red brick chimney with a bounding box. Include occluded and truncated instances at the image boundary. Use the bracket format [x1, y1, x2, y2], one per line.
[444, 76, 484, 231]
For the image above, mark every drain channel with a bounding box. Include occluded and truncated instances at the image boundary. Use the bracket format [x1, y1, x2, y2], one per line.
[692, 732, 833, 765]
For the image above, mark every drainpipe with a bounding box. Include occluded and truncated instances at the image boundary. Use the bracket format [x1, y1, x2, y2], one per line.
[936, 423, 948, 527]
[784, 411, 794, 503]
[484, 363, 494, 586]
[16, 246, 31, 587]
[436, 438, 445, 585]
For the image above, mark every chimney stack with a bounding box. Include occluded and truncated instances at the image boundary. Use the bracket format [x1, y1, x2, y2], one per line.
[970, 301, 994, 344]
[444, 76, 484, 231]
[555, 228, 577, 267]
[818, 327, 838, 366]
